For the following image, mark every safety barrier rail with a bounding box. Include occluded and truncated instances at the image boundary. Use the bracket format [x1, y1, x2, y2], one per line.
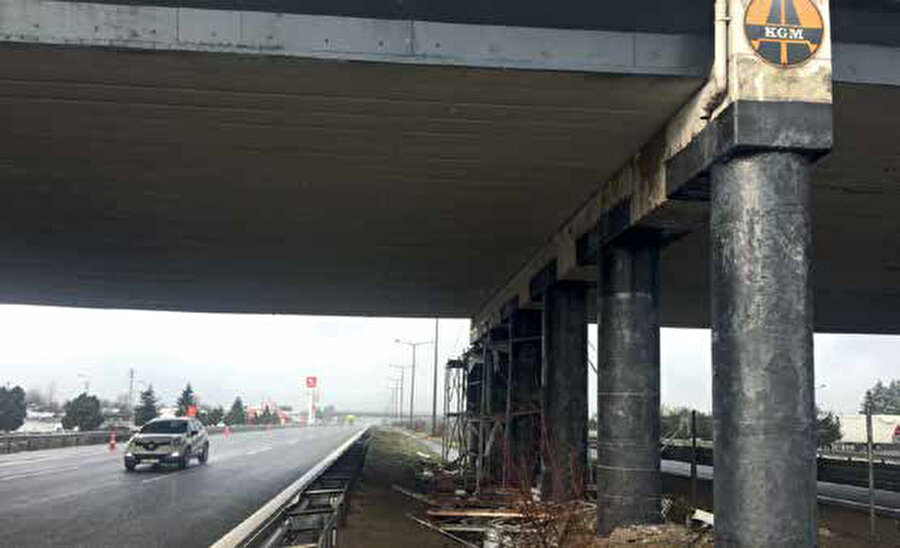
[0, 423, 306, 455]
[212, 426, 371, 548]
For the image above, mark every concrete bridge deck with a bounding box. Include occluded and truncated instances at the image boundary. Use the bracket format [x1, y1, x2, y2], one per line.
[0, 1, 898, 546]
[0, 0, 896, 333]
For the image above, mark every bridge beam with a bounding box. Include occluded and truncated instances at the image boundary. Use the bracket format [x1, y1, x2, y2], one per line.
[596, 231, 662, 534]
[711, 150, 817, 548]
[540, 281, 588, 500]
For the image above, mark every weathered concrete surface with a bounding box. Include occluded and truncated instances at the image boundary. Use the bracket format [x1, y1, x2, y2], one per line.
[596, 233, 661, 534]
[541, 281, 588, 500]
[711, 151, 817, 548]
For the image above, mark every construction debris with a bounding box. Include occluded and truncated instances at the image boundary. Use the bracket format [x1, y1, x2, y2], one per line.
[391, 484, 437, 507]
[406, 514, 479, 548]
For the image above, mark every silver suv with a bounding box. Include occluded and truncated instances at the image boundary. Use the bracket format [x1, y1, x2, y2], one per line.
[124, 417, 209, 471]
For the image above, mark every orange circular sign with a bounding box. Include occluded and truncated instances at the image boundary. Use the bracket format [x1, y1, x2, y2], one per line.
[745, 0, 824, 68]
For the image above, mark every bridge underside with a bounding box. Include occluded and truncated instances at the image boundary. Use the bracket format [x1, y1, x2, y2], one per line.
[0, 44, 702, 318]
[0, 44, 897, 334]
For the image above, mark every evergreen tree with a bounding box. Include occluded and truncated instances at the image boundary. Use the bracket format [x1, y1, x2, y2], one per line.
[0, 385, 27, 432]
[259, 407, 274, 424]
[816, 408, 843, 447]
[225, 396, 246, 426]
[176, 383, 196, 417]
[199, 406, 225, 427]
[61, 393, 103, 431]
[860, 380, 900, 415]
[133, 385, 159, 426]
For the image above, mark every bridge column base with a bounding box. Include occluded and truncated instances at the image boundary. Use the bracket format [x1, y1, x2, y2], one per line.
[711, 151, 817, 548]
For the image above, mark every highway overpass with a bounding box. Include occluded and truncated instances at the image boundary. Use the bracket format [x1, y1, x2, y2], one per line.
[0, 1, 898, 546]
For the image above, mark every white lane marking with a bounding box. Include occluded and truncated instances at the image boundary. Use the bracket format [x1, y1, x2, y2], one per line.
[288, 440, 300, 445]
[245, 446, 272, 457]
[0, 457, 57, 468]
[141, 475, 171, 484]
[0, 465, 80, 482]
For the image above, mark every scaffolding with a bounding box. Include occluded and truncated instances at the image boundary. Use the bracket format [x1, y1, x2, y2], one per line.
[441, 356, 468, 467]
[442, 322, 543, 493]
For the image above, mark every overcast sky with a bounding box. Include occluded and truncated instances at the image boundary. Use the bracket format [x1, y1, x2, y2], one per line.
[0, 305, 896, 415]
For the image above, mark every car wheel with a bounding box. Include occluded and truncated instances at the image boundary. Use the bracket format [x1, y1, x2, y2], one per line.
[198, 444, 209, 465]
[179, 448, 191, 469]
[125, 461, 136, 472]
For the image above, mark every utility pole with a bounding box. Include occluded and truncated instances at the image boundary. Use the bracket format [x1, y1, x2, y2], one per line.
[395, 339, 433, 430]
[386, 377, 401, 418]
[127, 368, 135, 423]
[78, 373, 90, 394]
[432, 318, 439, 437]
[389, 365, 409, 420]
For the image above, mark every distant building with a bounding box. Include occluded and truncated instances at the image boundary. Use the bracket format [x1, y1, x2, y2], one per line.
[16, 409, 63, 433]
[837, 414, 900, 448]
[158, 406, 178, 417]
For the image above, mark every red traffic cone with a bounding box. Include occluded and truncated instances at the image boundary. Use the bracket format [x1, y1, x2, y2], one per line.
[108, 431, 117, 451]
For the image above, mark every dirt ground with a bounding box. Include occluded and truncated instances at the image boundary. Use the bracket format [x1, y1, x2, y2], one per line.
[342, 428, 897, 548]
[341, 427, 452, 548]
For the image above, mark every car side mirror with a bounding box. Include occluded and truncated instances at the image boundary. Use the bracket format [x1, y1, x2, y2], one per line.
[191, 431, 198, 437]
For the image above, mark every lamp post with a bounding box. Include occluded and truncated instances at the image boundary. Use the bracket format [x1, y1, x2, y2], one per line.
[395, 338, 433, 429]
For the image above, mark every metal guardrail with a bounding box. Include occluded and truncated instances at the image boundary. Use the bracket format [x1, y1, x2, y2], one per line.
[0, 423, 305, 455]
[0, 429, 129, 454]
[657, 442, 900, 492]
[212, 426, 371, 548]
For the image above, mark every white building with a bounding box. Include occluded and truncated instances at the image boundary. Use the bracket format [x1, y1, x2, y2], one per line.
[838, 414, 900, 445]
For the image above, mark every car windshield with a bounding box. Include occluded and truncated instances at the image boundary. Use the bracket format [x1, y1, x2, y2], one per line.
[140, 420, 188, 434]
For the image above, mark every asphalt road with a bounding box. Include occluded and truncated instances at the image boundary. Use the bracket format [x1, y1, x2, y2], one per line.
[0, 425, 364, 548]
[662, 459, 900, 517]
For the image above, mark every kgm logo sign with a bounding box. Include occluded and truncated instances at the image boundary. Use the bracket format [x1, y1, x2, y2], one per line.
[745, 0, 824, 68]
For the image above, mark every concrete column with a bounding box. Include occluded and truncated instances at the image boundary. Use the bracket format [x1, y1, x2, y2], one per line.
[510, 309, 542, 487]
[710, 151, 816, 548]
[541, 281, 588, 500]
[596, 232, 661, 534]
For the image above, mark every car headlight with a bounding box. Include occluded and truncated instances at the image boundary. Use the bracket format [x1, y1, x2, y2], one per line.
[170, 451, 180, 457]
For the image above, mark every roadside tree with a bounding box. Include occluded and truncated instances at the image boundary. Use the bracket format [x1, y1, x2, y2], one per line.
[62, 393, 104, 431]
[200, 406, 225, 427]
[0, 385, 27, 432]
[816, 408, 842, 447]
[176, 383, 196, 417]
[225, 397, 246, 425]
[134, 385, 160, 426]
[860, 380, 900, 414]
